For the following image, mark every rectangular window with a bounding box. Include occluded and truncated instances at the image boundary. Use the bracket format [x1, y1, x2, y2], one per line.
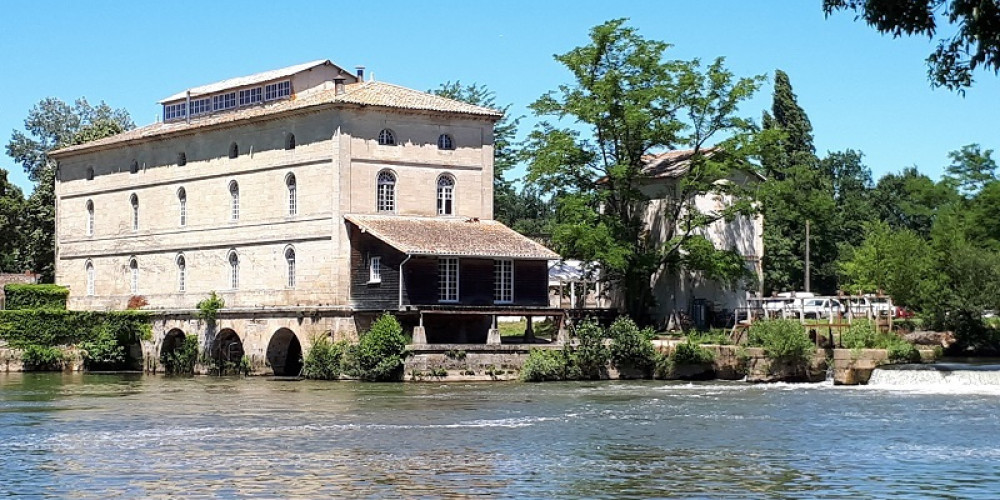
[265, 80, 291, 101]
[239, 87, 262, 106]
[369, 256, 381, 283]
[189, 98, 211, 116]
[494, 259, 514, 304]
[439, 257, 459, 302]
[213, 92, 237, 111]
[163, 103, 187, 121]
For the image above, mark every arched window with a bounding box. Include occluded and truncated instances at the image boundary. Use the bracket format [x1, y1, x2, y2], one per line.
[86, 167, 94, 181]
[176, 254, 186, 293]
[437, 175, 455, 216]
[177, 152, 187, 166]
[85, 261, 95, 296]
[285, 133, 296, 150]
[377, 170, 396, 213]
[285, 247, 296, 288]
[130, 160, 139, 174]
[229, 142, 239, 159]
[86, 200, 94, 236]
[178, 188, 187, 226]
[229, 181, 239, 221]
[228, 250, 239, 290]
[377, 128, 395, 146]
[129, 258, 139, 294]
[130, 194, 139, 231]
[285, 173, 297, 216]
[437, 134, 454, 150]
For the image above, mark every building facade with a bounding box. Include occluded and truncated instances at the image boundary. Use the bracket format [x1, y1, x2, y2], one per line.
[50, 60, 558, 374]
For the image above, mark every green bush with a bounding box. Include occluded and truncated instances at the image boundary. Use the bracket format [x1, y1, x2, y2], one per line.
[687, 330, 732, 345]
[20, 344, 66, 370]
[0, 310, 150, 348]
[670, 340, 715, 365]
[303, 335, 349, 380]
[161, 336, 199, 375]
[3, 284, 68, 310]
[841, 320, 879, 349]
[355, 313, 408, 381]
[571, 319, 609, 379]
[887, 341, 921, 364]
[608, 316, 656, 375]
[196, 292, 225, 323]
[80, 324, 128, 370]
[840, 320, 921, 363]
[748, 320, 814, 363]
[520, 348, 573, 382]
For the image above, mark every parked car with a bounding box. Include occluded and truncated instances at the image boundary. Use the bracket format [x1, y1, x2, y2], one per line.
[846, 296, 895, 318]
[800, 298, 845, 319]
[895, 306, 915, 319]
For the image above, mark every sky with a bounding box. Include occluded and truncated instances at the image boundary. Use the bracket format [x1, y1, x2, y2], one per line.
[1, 0, 998, 194]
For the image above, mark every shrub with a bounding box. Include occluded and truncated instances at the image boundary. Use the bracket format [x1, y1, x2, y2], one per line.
[887, 341, 921, 364]
[196, 292, 225, 324]
[608, 316, 656, 375]
[840, 320, 878, 349]
[20, 344, 65, 370]
[161, 336, 199, 375]
[687, 330, 732, 345]
[80, 324, 128, 370]
[303, 335, 349, 380]
[748, 320, 813, 363]
[3, 284, 68, 310]
[520, 348, 572, 382]
[670, 340, 715, 366]
[571, 319, 608, 379]
[126, 295, 148, 310]
[0, 310, 150, 349]
[356, 313, 408, 381]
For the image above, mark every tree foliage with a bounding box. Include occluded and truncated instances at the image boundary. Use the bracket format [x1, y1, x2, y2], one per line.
[824, 0, 1000, 91]
[0, 169, 25, 272]
[525, 19, 765, 319]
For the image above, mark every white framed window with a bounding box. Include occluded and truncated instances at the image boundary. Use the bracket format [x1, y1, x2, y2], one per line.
[369, 256, 381, 283]
[129, 258, 139, 294]
[437, 134, 454, 150]
[494, 259, 514, 304]
[130, 194, 139, 231]
[239, 87, 262, 106]
[228, 250, 239, 290]
[176, 254, 186, 293]
[285, 247, 296, 289]
[439, 257, 459, 302]
[85, 261, 95, 296]
[378, 128, 395, 146]
[163, 103, 187, 121]
[86, 200, 94, 236]
[190, 98, 211, 116]
[229, 181, 239, 221]
[265, 80, 291, 101]
[437, 175, 455, 215]
[213, 92, 237, 111]
[178, 188, 187, 226]
[377, 170, 396, 213]
[286, 173, 297, 216]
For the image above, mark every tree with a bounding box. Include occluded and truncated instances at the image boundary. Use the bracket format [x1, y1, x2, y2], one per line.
[0, 168, 25, 271]
[838, 221, 938, 308]
[943, 143, 997, 197]
[5, 97, 133, 281]
[524, 19, 764, 320]
[871, 166, 960, 238]
[822, 149, 876, 250]
[823, 0, 1000, 91]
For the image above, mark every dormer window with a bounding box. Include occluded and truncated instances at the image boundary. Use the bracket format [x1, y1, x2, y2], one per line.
[378, 129, 395, 146]
[265, 81, 291, 101]
[213, 92, 237, 111]
[163, 103, 187, 121]
[190, 98, 211, 116]
[239, 87, 262, 106]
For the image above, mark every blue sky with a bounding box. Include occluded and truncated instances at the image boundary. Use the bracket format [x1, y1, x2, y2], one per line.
[2, 1, 998, 193]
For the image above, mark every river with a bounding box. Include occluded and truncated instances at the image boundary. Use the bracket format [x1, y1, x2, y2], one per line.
[1, 373, 998, 498]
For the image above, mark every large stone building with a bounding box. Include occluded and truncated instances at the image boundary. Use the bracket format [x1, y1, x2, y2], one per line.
[49, 60, 558, 375]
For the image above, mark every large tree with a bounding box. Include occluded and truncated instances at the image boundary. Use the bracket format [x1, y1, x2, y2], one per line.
[0, 168, 25, 272]
[872, 166, 960, 238]
[5, 97, 133, 281]
[524, 19, 764, 320]
[823, 0, 1000, 91]
[943, 143, 997, 197]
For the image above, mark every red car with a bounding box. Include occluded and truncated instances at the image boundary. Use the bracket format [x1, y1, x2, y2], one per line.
[895, 306, 915, 319]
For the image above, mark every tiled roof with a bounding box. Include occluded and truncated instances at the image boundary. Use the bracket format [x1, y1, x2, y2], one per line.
[642, 148, 766, 181]
[51, 81, 503, 157]
[345, 215, 560, 260]
[159, 59, 335, 103]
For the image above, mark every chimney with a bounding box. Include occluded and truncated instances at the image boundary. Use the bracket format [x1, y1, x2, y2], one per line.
[355, 66, 365, 81]
[334, 76, 346, 95]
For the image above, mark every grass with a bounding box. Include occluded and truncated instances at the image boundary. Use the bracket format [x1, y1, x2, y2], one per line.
[497, 319, 556, 340]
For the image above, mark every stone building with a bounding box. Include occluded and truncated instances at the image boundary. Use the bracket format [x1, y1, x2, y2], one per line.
[49, 59, 559, 375]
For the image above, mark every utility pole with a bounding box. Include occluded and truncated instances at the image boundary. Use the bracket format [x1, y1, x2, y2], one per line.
[805, 219, 811, 293]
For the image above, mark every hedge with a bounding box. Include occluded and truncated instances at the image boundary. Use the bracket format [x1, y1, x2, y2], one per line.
[0, 310, 151, 348]
[3, 284, 69, 310]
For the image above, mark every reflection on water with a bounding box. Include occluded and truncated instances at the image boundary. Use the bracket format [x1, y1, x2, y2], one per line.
[1, 373, 998, 498]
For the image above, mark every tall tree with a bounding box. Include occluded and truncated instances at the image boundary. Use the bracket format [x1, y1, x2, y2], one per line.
[5, 97, 133, 281]
[0, 168, 25, 272]
[943, 143, 997, 197]
[823, 0, 1000, 91]
[822, 149, 875, 250]
[524, 19, 764, 320]
[872, 166, 960, 237]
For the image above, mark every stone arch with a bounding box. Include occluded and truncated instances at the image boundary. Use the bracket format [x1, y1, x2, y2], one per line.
[266, 328, 303, 376]
[211, 328, 245, 373]
[161, 328, 186, 359]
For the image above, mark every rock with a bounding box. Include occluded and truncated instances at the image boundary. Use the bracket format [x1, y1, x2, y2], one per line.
[903, 330, 956, 348]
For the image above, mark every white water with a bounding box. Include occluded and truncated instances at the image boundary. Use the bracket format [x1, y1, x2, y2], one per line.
[867, 363, 1000, 394]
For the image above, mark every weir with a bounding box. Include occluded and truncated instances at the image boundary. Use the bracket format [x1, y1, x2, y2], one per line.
[868, 363, 1000, 387]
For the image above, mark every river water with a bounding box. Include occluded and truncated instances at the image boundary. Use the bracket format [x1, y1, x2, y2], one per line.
[1, 373, 998, 499]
